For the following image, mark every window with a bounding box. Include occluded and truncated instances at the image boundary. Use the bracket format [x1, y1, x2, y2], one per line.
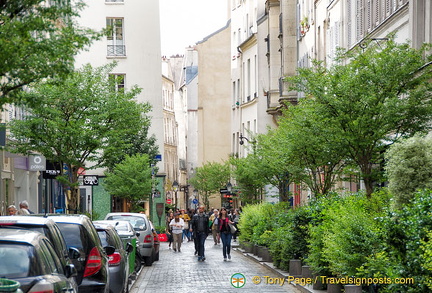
[106, 18, 125, 56]
[109, 74, 125, 92]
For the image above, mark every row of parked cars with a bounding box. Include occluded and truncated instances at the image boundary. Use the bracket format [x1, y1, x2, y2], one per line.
[0, 212, 160, 293]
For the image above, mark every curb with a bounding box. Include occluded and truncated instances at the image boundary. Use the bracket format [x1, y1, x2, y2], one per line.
[234, 247, 325, 293]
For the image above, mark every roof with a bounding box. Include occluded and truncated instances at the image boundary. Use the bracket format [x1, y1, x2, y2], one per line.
[0, 229, 44, 245]
[0, 216, 55, 226]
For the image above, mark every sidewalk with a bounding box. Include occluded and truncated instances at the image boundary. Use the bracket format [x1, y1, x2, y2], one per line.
[130, 237, 300, 292]
[234, 247, 325, 293]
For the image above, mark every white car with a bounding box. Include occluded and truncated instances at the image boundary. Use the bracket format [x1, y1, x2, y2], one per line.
[104, 213, 156, 266]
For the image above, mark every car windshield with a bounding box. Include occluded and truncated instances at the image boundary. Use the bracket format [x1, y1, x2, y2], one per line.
[107, 215, 146, 231]
[97, 231, 109, 247]
[55, 223, 89, 253]
[0, 244, 32, 278]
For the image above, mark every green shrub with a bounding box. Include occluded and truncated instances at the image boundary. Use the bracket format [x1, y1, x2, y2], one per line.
[238, 204, 261, 243]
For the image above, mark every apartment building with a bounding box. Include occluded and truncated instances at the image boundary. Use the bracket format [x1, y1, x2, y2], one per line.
[73, 0, 164, 218]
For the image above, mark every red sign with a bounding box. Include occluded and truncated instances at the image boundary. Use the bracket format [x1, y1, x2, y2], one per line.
[166, 198, 172, 204]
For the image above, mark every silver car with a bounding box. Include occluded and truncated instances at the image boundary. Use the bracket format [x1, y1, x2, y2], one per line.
[104, 213, 155, 266]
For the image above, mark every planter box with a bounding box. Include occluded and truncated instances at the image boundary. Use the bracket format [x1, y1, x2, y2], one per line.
[312, 276, 325, 290]
[253, 244, 259, 256]
[301, 266, 312, 278]
[257, 246, 272, 262]
[344, 285, 362, 293]
[327, 283, 342, 293]
[289, 259, 302, 276]
[242, 241, 254, 253]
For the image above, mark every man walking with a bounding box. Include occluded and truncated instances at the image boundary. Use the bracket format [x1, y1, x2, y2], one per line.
[190, 206, 209, 261]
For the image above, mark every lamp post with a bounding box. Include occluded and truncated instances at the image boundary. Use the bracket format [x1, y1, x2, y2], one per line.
[193, 189, 198, 209]
[172, 180, 179, 211]
[239, 133, 250, 145]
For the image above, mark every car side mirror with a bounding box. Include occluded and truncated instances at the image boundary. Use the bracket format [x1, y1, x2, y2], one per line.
[65, 264, 78, 278]
[104, 245, 115, 255]
[125, 242, 134, 254]
[135, 232, 140, 237]
[68, 247, 80, 260]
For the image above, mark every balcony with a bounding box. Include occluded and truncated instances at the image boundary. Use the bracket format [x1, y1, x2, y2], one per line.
[107, 45, 126, 57]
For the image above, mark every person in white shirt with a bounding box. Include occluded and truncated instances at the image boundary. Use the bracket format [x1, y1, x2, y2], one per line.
[169, 213, 185, 252]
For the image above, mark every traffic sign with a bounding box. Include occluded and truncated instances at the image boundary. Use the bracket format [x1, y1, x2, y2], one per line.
[192, 198, 198, 205]
[166, 198, 172, 204]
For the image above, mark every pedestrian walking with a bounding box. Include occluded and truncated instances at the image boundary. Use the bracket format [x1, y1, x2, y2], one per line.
[179, 209, 191, 242]
[218, 207, 234, 261]
[166, 211, 174, 249]
[169, 213, 184, 252]
[232, 208, 240, 242]
[190, 206, 209, 261]
[209, 209, 220, 245]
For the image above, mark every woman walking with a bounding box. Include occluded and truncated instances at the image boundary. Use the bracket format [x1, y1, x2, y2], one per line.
[169, 213, 184, 252]
[218, 207, 234, 261]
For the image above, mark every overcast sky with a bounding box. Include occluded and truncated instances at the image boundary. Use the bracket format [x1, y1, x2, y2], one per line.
[159, 0, 229, 57]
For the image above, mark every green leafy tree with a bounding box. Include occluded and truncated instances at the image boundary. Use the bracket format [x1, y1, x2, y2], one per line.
[276, 101, 348, 197]
[0, 0, 100, 103]
[288, 37, 432, 197]
[385, 134, 432, 207]
[188, 161, 230, 210]
[8, 63, 152, 213]
[229, 156, 266, 205]
[103, 154, 153, 213]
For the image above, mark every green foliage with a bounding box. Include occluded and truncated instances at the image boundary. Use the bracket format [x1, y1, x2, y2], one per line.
[379, 190, 432, 292]
[103, 154, 153, 213]
[8, 63, 151, 212]
[0, 0, 100, 103]
[237, 204, 261, 243]
[188, 161, 230, 210]
[385, 134, 432, 207]
[229, 156, 267, 204]
[287, 38, 432, 196]
[420, 231, 432, 290]
[275, 102, 348, 197]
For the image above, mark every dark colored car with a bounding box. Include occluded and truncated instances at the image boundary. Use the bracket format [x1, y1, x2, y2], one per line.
[0, 229, 78, 293]
[93, 222, 133, 293]
[0, 216, 79, 275]
[104, 213, 155, 266]
[93, 220, 140, 274]
[43, 214, 113, 293]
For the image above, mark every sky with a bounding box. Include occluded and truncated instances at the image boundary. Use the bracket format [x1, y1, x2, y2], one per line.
[159, 0, 229, 57]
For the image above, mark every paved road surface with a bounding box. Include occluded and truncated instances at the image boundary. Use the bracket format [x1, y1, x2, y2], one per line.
[130, 237, 300, 293]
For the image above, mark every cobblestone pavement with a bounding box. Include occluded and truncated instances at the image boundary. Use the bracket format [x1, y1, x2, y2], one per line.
[130, 237, 300, 293]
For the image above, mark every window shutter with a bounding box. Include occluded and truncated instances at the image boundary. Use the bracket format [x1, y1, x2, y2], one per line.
[347, 0, 352, 47]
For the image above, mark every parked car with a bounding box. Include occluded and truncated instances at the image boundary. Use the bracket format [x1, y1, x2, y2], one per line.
[0, 216, 80, 275]
[93, 220, 140, 273]
[0, 229, 78, 293]
[93, 222, 133, 293]
[42, 214, 113, 293]
[149, 221, 160, 262]
[104, 213, 155, 266]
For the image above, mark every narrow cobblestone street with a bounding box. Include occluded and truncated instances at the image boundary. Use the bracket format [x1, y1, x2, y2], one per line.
[130, 237, 300, 293]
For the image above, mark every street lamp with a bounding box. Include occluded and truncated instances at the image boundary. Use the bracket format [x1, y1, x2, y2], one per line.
[193, 189, 198, 209]
[227, 182, 232, 192]
[172, 180, 179, 210]
[239, 133, 250, 145]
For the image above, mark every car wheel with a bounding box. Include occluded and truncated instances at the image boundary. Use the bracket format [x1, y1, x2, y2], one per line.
[134, 255, 142, 272]
[144, 255, 153, 266]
